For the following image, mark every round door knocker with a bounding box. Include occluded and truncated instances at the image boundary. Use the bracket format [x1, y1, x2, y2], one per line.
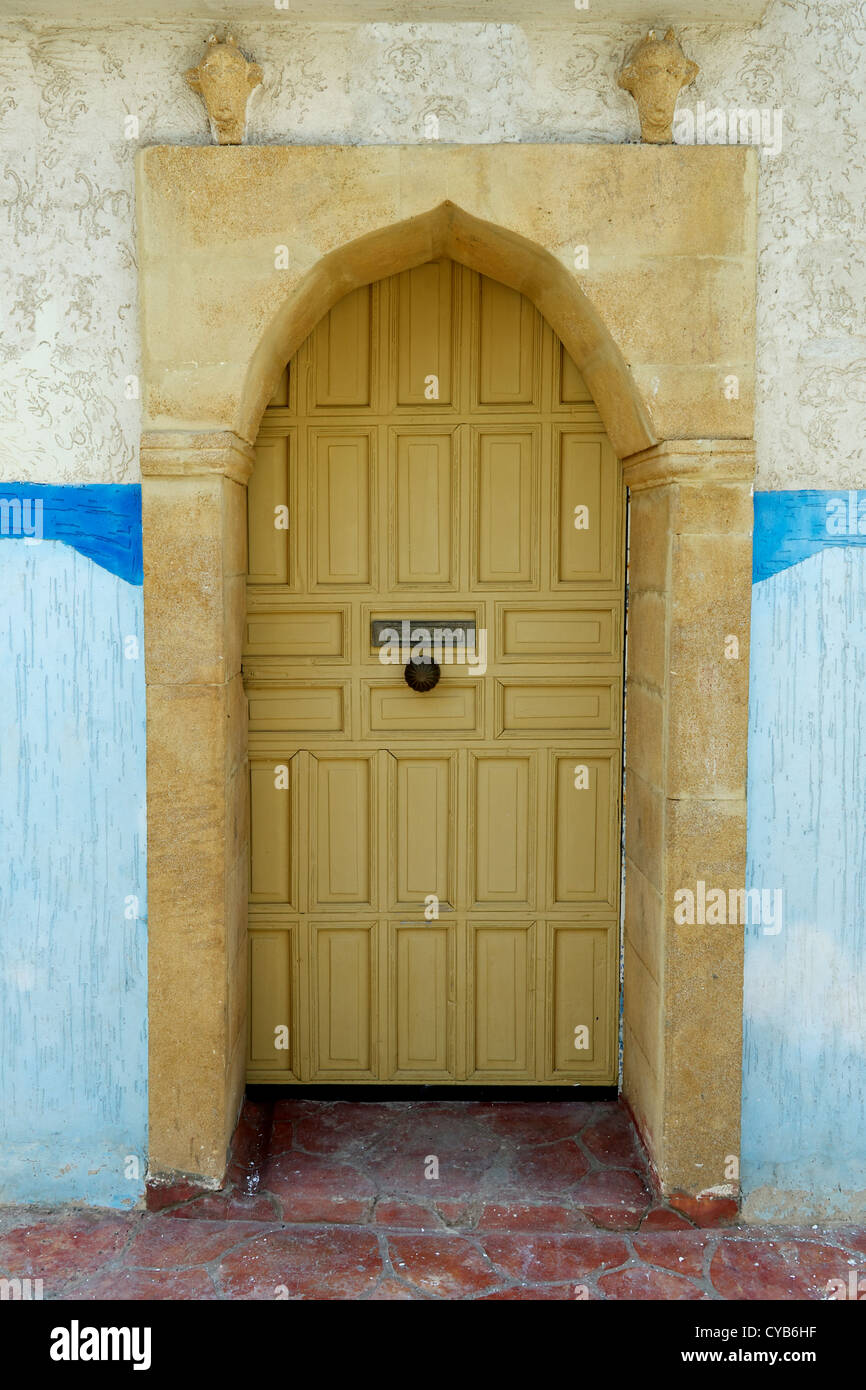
[404, 656, 441, 692]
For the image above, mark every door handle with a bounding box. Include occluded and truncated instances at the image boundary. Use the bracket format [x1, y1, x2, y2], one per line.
[404, 657, 441, 692]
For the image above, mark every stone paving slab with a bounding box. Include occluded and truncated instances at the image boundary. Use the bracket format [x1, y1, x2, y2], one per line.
[0, 1208, 864, 1300]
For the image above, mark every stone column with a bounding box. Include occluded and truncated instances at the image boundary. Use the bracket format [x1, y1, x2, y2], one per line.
[621, 440, 754, 1199]
[141, 431, 252, 1183]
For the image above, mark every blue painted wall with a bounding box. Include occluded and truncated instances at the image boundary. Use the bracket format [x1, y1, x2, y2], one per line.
[0, 487, 147, 1208]
[743, 492, 866, 1219]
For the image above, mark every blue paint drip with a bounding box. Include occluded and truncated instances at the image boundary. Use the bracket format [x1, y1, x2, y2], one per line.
[753, 489, 866, 584]
[0, 484, 142, 586]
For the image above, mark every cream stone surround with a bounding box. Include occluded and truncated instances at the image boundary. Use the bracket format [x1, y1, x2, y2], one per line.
[137, 142, 756, 1196]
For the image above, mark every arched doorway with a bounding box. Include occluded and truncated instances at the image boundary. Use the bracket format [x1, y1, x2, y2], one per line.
[138, 144, 756, 1196]
[244, 260, 624, 1085]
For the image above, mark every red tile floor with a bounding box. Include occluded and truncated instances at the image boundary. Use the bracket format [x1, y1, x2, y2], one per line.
[1, 1099, 863, 1300]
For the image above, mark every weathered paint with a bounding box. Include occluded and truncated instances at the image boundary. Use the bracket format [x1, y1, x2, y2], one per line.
[753, 488, 866, 583]
[0, 528, 147, 1208]
[743, 492, 866, 1221]
[0, 484, 142, 585]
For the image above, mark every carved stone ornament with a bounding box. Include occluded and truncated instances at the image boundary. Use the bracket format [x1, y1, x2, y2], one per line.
[618, 28, 699, 145]
[186, 34, 263, 146]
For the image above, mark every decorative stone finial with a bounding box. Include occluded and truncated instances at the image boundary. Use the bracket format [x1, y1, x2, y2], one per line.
[618, 28, 699, 145]
[185, 33, 262, 146]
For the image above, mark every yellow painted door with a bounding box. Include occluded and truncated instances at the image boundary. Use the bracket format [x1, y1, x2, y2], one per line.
[245, 260, 624, 1084]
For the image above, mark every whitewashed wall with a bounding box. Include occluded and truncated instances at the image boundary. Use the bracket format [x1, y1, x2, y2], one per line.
[1, 2, 864, 488]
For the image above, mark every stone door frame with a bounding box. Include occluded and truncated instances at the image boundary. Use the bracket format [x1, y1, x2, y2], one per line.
[137, 143, 756, 1198]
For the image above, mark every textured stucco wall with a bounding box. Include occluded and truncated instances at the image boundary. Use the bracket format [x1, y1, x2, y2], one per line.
[1, 2, 864, 487]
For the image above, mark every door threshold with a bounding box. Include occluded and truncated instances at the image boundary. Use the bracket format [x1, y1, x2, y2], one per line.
[246, 1084, 619, 1102]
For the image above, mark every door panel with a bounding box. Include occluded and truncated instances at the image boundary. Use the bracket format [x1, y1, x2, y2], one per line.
[246, 260, 624, 1085]
[496, 678, 617, 737]
[311, 753, 376, 908]
[497, 602, 620, 662]
[308, 920, 377, 1077]
[474, 429, 537, 586]
[477, 278, 538, 406]
[243, 605, 347, 659]
[546, 922, 615, 1080]
[555, 432, 621, 588]
[248, 926, 296, 1074]
[389, 921, 455, 1077]
[392, 430, 457, 587]
[471, 753, 535, 906]
[364, 678, 482, 736]
[395, 260, 454, 407]
[469, 921, 536, 1078]
[312, 431, 374, 587]
[247, 679, 347, 735]
[389, 752, 456, 910]
[249, 757, 295, 906]
[313, 284, 372, 408]
[247, 435, 291, 585]
[550, 752, 619, 909]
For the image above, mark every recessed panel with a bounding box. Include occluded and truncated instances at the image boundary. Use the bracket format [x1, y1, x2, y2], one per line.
[474, 430, 537, 585]
[244, 607, 345, 659]
[309, 921, 377, 1076]
[497, 679, 616, 736]
[551, 753, 617, 906]
[556, 432, 619, 586]
[365, 680, 480, 735]
[469, 922, 535, 1077]
[312, 755, 375, 907]
[391, 754, 454, 907]
[246, 682, 346, 734]
[394, 432, 455, 585]
[312, 284, 372, 408]
[498, 603, 619, 661]
[559, 346, 592, 404]
[547, 924, 612, 1077]
[396, 260, 453, 406]
[312, 432, 373, 586]
[478, 278, 537, 404]
[472, 754, 535, 904]
[391, 923, 452, 1076]
[250, 758, 293, 904]
[249, 928, 294, 1072]
[248, 435, 290, 585]
[267, 366, 289, 408]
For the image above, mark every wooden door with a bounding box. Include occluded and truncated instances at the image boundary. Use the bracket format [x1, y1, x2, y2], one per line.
[245, 260, 624, 1084]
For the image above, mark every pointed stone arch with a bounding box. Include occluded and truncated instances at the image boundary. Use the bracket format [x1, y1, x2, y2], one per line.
[241, 200, 656, 460]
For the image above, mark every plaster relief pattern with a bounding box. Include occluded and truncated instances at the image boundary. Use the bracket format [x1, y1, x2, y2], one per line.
[0, 3, 864, 486]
